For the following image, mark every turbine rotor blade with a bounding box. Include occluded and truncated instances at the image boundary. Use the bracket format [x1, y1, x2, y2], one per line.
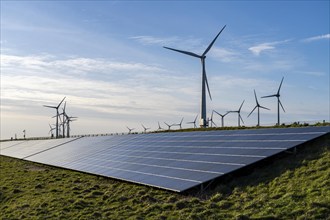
[239, 114, 244, 124]
[260, 105, 270, 110]
[194, 114, 198, 122]
[279, 100, 286, 112]
[204, 71, 212, 100]
[239, 100, 245, 111]
[277, 76, 284, 95]
[57, 96, 66, 108]
[254, 89, 260, 105]
[261, 94, 277, 98]
[43, 105, 56, 109]
[213, 110, 222, 117]
[163, 46, 201, 58]
[202, 25, 226, 56]
[247, 106, 257, 118]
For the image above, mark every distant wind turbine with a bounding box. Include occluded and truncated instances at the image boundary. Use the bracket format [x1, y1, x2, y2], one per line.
[126, 126, 135, 134]
[164, 25, 226, 128]
[173, 117, 184, 129]
[157, 121, 163, 131]
[48, 124, 55, 138]
[261, 77, 285, 126]
[164, 122, 173, 130]
[187, 114, 198, 128]
[208, 111, 217, 127]
[141, 124, 150, 133]
[62, 102, 67, 138]
[213, 110, 229, 127]
[66, 116, 77, 137]
[43, 97, 66, 138]
[248, 90, 270, 126]
[228, 100, 245, 127]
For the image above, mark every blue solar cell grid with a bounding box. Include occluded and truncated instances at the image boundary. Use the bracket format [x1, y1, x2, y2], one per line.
[1, 126, 329, 192]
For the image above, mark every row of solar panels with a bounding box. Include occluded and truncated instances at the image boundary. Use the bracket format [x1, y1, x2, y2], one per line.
[1, 126, 329, 192]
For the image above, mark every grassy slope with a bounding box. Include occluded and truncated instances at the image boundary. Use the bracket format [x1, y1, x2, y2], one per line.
[0, 136, 329, 219]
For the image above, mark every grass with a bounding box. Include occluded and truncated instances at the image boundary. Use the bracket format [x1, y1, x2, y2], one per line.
[0, 135, 329, 219]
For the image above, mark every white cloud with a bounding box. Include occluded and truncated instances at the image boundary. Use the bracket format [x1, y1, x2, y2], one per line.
[248, 39, 291, 56]
[131, 35, 203, 50]
[130, 36, 179, 45]
[302, 34, 330, 42]
[1, 53, 196, 119]
[249, 44, 274, 56]
[210, 47, 240, 63]
[294, 71, 326, 77]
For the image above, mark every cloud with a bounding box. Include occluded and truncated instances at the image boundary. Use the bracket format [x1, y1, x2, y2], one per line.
[130, 35, 203, 49]
[294, 71, 326, 77]
[130, 36, 179, 45]
[210, 47, 240, 63]
[248, 39, 291, 56]
[1, 53, 196, 119]
[302, 34, 330, 42]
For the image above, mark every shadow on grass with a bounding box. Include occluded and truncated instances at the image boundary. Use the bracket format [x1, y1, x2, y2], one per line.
[189, 133, 330, 198]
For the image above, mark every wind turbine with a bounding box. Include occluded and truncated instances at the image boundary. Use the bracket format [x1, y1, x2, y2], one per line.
[141, 124, 150, 133]
[208, 111, 217, 127]
[164, 122, 173, 130]
[213, 110, 229, 127]
[174, 117, 184, 129]
[228, 100, 245, 127]
[187, 114, 198, 128]
[61, 102, 67, 138]
[261, 77, 285, 126]
[248, 90, 270, 126]
[164, 25, 226, 128]
[126, 126, 135, 134]
[49, 124, 55, 138]
[157, 122, 163, 131]
[66, 116, 77, 137]
[43, 97, 66, 138]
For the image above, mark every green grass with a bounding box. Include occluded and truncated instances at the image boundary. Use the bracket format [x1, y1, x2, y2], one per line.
[1, 135, 329, 219]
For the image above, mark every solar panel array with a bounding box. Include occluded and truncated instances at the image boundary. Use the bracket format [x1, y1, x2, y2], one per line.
[1, 126, 329, 192]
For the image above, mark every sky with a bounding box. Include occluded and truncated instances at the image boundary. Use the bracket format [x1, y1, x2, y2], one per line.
[1, 1, 329, 139]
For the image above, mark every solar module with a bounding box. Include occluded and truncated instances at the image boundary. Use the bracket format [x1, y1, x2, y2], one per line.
[0, 138, 79, 159]
[1, 126, 329, 192]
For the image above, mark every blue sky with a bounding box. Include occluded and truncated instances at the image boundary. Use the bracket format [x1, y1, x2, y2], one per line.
[1, 1, 329, 139]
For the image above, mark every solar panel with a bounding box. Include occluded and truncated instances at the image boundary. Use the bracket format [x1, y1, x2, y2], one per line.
[0, 138, 79, 159]
[1, 126, 329, 192]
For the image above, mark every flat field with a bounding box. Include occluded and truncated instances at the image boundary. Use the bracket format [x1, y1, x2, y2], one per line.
[1, 136, 329, 219]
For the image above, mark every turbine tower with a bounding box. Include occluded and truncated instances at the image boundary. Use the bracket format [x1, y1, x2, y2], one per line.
[261, 77, 285, 126]
[163, 25, 226, 128]
[43, 97, 66, 138]
[228, 100, 245, 127]
[62, 102, 67, 138]
[248, 90, 270, 126]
